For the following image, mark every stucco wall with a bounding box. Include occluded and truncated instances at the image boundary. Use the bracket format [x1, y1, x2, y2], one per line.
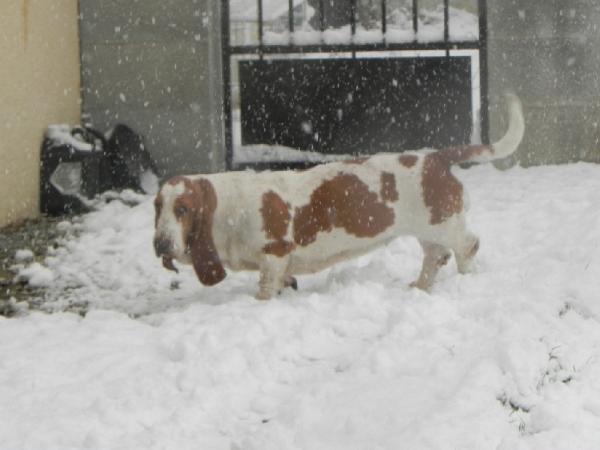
[487, 0, 600, 166]
[0, 0, 81, 227]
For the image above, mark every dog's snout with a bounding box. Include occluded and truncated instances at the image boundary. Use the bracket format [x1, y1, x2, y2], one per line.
[154, 236, 172, 257]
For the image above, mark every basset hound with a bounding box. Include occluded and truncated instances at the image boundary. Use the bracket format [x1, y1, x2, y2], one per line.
[154, 94, 524, 300]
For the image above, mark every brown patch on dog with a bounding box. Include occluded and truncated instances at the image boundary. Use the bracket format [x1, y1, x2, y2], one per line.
[261, 191, 291, 241]
[440, 144, 494, 164]
[263, 241, 296, 257]
[419, 144, 493, 225]
[343, 157, 369, 165]
[380, 172, 399, 203]
[261, 191, 296, 257]
[293, 173, 395, 247]
[189, 179, 227, 285]
[399, 154, 418, 168]
[422, 154, 464, 225]
[153, 194, 163, 227]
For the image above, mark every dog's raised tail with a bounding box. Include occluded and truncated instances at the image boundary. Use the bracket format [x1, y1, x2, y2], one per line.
[440, 93, 525, 165]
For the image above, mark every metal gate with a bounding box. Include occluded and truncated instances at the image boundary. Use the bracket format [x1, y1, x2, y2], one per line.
[222, 0, 488, 170]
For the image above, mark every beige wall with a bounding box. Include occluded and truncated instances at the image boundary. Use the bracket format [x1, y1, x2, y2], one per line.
[0, 0, 81, 227]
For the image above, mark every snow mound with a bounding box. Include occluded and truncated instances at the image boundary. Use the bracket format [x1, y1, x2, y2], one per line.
[16, 262, 54, 287]
[14, 249, 34, 263]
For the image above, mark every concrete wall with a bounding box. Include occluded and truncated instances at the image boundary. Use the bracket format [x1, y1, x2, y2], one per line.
[0, 0, 81, 227]
[488, 0, 600, 166]
[79, 0, 225, 178]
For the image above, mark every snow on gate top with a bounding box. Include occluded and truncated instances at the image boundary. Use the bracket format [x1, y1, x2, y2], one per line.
[228, 0, 479, 45]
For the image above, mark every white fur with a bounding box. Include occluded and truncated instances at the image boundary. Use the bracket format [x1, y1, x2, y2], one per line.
[155, 182, 190, 263]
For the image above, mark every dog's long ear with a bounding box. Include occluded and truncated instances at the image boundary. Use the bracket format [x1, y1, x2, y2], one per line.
[188, 179, 226, 286]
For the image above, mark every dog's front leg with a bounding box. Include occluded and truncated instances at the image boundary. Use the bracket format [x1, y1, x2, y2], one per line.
[411, 240, 452, 291]
[256, 254, 289, 300]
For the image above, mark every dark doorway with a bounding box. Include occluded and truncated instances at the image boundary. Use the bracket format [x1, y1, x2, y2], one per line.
[240, 56, 472, 155]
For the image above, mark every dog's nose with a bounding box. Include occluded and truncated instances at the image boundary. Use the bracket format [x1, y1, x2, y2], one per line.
[154, 236, 172, 257]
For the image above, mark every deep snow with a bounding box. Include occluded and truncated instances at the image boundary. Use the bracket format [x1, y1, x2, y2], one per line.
[2, 163, 600, 450]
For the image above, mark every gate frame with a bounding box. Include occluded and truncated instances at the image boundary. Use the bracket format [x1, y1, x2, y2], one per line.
[221, 0, 489, 171]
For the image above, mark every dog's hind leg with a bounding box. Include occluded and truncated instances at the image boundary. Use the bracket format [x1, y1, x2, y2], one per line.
[411, 240, 452, 291]
[453, 232, 480, 274]
[435, 215, 480, 275]
[284, 275, 298, 291]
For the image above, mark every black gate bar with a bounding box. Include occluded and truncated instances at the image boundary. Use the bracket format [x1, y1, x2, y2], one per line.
[381, 0, 387, 37]
[413, 0, 418, 37]
[350, 0, 356, 37]
[444, 0, 449, 43]
[478, 0, 489, 144]
[222, 0, 233, 170]
[257, 0, 263, 54]
[319, 0, 325, 32]
[288, 0, 294, 33]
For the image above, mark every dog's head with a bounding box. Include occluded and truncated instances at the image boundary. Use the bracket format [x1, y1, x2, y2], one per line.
[153, 176, 226, 286]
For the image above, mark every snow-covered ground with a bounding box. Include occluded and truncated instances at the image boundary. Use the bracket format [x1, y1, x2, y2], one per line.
[2, 162, 600, 449]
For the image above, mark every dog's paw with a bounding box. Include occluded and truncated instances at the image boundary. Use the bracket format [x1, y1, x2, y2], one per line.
[284, 276, 298, 291]
[409, 280, 432, 292]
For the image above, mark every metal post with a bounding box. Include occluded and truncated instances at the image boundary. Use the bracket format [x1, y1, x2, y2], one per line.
[443, 0, 449, 56]
[319, 0, 325, 32]
[350, 0, 356, 36]
[381, 0, 387, 39]
[288, 0, 294, 34]
[221, 0, 233, 170]
[258, 0, 264, 57]
[478, 0, 489, 144]
[443, 0, 449, 42]
[412, 0, 418, 41]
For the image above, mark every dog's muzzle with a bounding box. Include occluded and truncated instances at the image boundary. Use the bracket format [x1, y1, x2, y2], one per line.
[154, 236, 179, 273]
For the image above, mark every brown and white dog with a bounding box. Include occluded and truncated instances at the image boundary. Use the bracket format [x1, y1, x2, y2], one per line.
[154, 94, 524, 299]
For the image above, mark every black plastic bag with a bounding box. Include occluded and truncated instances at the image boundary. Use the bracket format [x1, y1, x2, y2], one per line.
[101, 124, 158, 193]
[40, 126, 103, 215]
[40, 124, 157, 216]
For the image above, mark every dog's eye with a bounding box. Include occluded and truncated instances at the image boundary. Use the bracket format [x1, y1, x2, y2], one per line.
[175, 205, 188, 218]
